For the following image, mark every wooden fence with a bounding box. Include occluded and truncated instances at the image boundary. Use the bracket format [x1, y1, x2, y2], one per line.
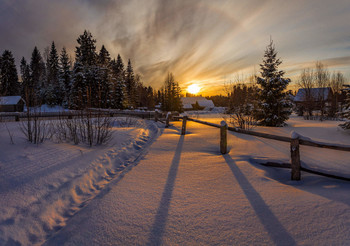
[0, 109, 156, 122]
[170, 115, 350, 181]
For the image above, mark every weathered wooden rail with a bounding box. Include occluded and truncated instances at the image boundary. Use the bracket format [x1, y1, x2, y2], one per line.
[0, 109, 156, 122]
[171, 115, 350, 181]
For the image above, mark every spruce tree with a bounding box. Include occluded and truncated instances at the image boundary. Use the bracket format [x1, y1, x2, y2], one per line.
[254, 39, 292, 126]
[46, 41, 64, 105]
[340, 85, 350, 129]
[20, 57, 31, 103]
[125, 59, 136, 108]
[71, 30, 98, 108]
[0, 50, 19, 96]
[59, 47, 72, 107]
[97, 45, 112, 108]
[110, 54, 125, 109]
[30, 47, 46, 105]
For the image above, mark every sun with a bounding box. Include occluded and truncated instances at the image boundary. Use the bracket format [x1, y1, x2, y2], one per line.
[187, 84, 201, 95]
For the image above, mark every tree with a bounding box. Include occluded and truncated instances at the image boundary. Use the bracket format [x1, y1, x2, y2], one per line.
[297, 68, 315, 117]
[46, 41, 64, 105]
[254, 39, 292, 126]
[97, 45, 113, 108]
[314, 61, 330, 119]
[329, 71, 345, 116]
[20, 57, 31, 103]
[162, 72, 182, 112]
[71, 30, 98, 108]
[29, 46, 46, 105]
[110, 54, 125, 109]
[59, 47, 72, 107]
[125, 59, 136, 108]
[340, 85, 350, 129]
[0, 50, 19, 96]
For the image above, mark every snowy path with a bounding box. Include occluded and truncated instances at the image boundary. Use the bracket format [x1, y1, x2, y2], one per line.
[45, 120, 350, 245]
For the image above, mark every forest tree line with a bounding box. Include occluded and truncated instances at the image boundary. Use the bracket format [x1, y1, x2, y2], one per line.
[0, 30, 182, 112]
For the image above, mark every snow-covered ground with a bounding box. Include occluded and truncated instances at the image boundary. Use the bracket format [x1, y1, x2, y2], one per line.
[0, 114, 349, 245]
[0, 118, 160, 245]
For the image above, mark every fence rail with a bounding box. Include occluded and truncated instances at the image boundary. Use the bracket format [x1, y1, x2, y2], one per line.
[171, 115, 350, 181]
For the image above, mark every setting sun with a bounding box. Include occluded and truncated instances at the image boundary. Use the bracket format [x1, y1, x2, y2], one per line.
[187, 84, 201, 95]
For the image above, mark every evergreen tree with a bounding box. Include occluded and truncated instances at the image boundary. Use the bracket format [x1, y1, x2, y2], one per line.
[340, 85, 350, 129]
[20, 57, 31, 103]
[71, 30, 98, 108]
[30, 46, 46, 105]
[97, 45, 112, 108]
[59, 47, 72, 107]
[46, 41, 64, 105]
[110, 54, 125, 109]
[253, 39, 292, 126]
[162, 72, 182, 112]
[125, 59, 136, 108]
[0, 50, 19, 96]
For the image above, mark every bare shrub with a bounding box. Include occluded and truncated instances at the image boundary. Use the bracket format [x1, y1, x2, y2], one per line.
[52, 110, 114, 146]
[19, 108, 52, 144]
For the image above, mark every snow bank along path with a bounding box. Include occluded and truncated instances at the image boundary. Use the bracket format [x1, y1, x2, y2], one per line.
[0, 119, 161, 245]
[45, 119, 349, 245]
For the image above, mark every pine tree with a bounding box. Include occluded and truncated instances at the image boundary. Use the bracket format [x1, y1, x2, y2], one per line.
[46, 41, 64, 105]
[59, 47, 72, 107]
[97, 45, 112, 108]
[30, 47, 46, 105]
[0, 50, 19, 96]
[110, 54, 125, 109]
[340, 85, 350, 129]
[125, 59, 136, 108]
[71, 30, 98, 108]
[254, 39, 292, 126]
[20, 57, 31, 103]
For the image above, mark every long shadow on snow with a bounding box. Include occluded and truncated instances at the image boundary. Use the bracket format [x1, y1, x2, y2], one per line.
[223, 154, 296, 246]
[248, 157, 350, 207]
[147, 135, 184, 246]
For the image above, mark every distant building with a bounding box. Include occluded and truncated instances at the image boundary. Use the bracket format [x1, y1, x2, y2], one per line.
[294, 87, 333, 115]
[0, 96, 25, 112]
[181, 97, 215, 111]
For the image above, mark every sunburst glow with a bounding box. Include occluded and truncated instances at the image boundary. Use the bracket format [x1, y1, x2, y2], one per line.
[187, 84, 201, 95]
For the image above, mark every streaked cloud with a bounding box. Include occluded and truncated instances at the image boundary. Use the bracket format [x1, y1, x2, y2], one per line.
[1, 0, 349, 95]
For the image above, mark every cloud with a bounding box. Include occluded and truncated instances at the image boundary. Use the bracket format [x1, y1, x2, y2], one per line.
[1, 0, 350, 94]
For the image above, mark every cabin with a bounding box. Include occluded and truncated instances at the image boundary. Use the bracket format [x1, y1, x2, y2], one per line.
[294, 87, 333, 114]
[181, 97, 215, 111]
[0, 96, 25, 112]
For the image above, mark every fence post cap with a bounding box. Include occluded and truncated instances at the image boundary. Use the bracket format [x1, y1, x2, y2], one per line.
[220, 120, 227, 127]
[291, 131, 300, 139]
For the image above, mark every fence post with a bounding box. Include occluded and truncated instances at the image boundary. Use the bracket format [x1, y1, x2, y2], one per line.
[155, 110, 158, 122]
[15, 114, 20, 121]
[290, 133, 301, 181]
[220, 121, 228, 154]
[181, 115, 188, 135]
[165, 112, 171, 128]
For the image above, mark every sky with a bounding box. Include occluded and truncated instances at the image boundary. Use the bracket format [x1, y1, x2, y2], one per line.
[1, 0, 350, 95]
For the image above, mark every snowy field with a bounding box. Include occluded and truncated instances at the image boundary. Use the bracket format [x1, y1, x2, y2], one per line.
[0, 114, 349, 245]
[0, 118, 160, 245]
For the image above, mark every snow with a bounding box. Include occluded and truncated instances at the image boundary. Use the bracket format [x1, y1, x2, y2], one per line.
[181, 97, 215, 110]
[0, 114, 349, 245]
[0, 118, 160, 245]
[0, 96, 23, 105]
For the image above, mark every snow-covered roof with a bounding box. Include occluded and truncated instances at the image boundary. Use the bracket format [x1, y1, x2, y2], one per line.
[0, 96, 24, 105]
[294, 88, 332, 102]
[181, 97, 215, 109]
